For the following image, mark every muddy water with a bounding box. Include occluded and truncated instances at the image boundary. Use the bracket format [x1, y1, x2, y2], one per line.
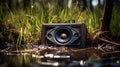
[0, 52, 79, 67]
[0, 52, 120, 67]
[0, 45, 120, 67]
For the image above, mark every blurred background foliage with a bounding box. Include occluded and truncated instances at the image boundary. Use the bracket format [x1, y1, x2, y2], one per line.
[0, 0, 120, 44]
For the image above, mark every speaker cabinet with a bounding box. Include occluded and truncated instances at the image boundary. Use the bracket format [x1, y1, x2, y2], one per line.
[41, 23, 87, 48]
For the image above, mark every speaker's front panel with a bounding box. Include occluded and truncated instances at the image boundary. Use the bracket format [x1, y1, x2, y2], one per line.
[41, 23, 87, 48]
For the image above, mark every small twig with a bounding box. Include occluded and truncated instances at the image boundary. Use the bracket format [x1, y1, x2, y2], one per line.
[101, 51, 120, 57]
[0, 49, 35, 53]
[97, 44, 107, 52]
[99, 37, 120, 46]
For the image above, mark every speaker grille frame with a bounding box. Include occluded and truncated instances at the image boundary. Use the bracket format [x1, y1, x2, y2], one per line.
[41, 23, 87, 48]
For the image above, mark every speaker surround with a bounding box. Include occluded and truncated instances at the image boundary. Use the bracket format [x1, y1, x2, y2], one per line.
[41, 23, 87, 48]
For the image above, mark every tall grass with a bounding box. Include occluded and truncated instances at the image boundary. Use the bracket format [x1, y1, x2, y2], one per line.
[1, 2, 119, 45]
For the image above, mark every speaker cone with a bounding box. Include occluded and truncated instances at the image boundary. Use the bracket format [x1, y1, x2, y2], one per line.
[54, 27, 72, 44]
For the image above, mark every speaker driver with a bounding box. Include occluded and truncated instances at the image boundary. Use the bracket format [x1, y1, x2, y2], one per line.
[54, 27, 72, 44]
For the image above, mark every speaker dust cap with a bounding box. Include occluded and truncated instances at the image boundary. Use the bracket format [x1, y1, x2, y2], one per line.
[46, 26, 80, 45]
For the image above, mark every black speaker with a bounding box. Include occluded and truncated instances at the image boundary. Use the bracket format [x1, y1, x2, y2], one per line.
[41, 23, 87, 48]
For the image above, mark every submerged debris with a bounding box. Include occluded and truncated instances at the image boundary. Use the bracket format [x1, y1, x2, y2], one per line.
[0, 43, 120, 67]
[0, 43, 120, 61]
